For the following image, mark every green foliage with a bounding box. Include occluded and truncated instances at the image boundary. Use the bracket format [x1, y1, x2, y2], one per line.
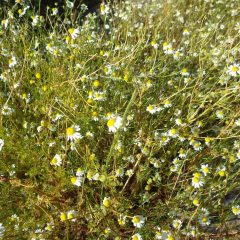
[0, 0, 240, 239]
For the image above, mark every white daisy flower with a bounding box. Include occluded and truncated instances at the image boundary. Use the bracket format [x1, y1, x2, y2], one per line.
[173, 219, 182, 230]
[1, 19, 9, 29]
[45, 222, 54, 231]
[67, 210, 76, 220]
[168, 128, 178, 138]
[9, 56, 17, 68]
[18, 6, 29, 17]
[191, 172, 204, 188]
[227, 63, 240, 76]
[68, 28, 79, 39]
[0, 223, 5, 237]
[216, 110, 224, 119]
[132, 233, 142, 240]
[232, 205, 240, 215]
[151, 40, 159, 49]
[181, 68, 190, 76]
[31, 15, 40, 26]
[66, 125, 82, 141]
[163, 99, 172, 108]
[100, 3, 110, 15]
[183, 29, 190, 36]
[51, 7, 58, 16]
[175, 118, 183, 126]
[76, 168, 84, 177]
[201, 164, 210, 176]
[179, 148, 186, 158]
[199, 215, 210, 226]
[132, 215, 145, 228]
[146, 104, 159, 114]
[102, 197, 111, 208]
[237, 150, 240, 159]
[193, 141, 202, 151]
[107, 116, 122, 133]
[235, 118, 240, 126]
[2, 105, 13, 115]
[0, 139, 4, 151]
[71, 176, 83, 186]
[115, 168, 124, 177]
[50, 154, 62, 167]
[163, 42, 174, 54]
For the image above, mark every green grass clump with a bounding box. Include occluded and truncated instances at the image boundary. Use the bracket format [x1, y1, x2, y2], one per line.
[0, 0, 240, 239]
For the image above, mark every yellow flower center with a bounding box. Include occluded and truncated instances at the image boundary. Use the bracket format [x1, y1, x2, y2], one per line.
[203, 167, 209, 174]
[194, 172, 201, 178]
[46, 224, 52, 231]
[132, 216, 140, 224]
[35, 72, 41, 79]
[68, 28, 74, 35]
[71, 177, 77, 185]
[218, 170, 225, 176]
[93, 80, 100, 87]
[205, 137, 211, 143]
[148, 105, 154, 111]
[193, 198, 199, 206]
[66, 35, 71, 42]
[51, 158, 57, 165]
[103, 198, 110, 207]
[60, 213, 67, 221]
[170, 129, 177, 135]
[168, 235, 175, 240]
[193, 177, 200, 183]
[107, 118, 116, 127]
[165, 100, 170, 105]
[132, 236, 138, 240]
[232, 66, 238, 72]
[68, 213, 74, 219]
[66, 127, 74, 136]
[232, 207, 239, 215]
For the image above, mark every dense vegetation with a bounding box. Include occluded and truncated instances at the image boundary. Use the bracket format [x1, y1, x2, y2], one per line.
[0, 0, 240, 239]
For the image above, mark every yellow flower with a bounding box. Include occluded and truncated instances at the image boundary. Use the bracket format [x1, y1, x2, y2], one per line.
[107, 118, 116, 127]
[68, 28, 74, 35]
[66, 35, 71, 43]
[218, 170, 225, 176]
[60, 212, 67, 221]
[167, 235, 175, 240]
[93, 80, 100, 87]
[205, 137, 211, 144]
[103, 197, 111, 208]
[193, 198, 199, 206]
[132, 216, 140, 224]
[66, 127, 74, 136]
[35, 72, 41, 79]
[232, 206, 240, 215]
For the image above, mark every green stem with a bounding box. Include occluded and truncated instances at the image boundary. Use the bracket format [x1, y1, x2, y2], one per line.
[105, 88, 138, 171]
